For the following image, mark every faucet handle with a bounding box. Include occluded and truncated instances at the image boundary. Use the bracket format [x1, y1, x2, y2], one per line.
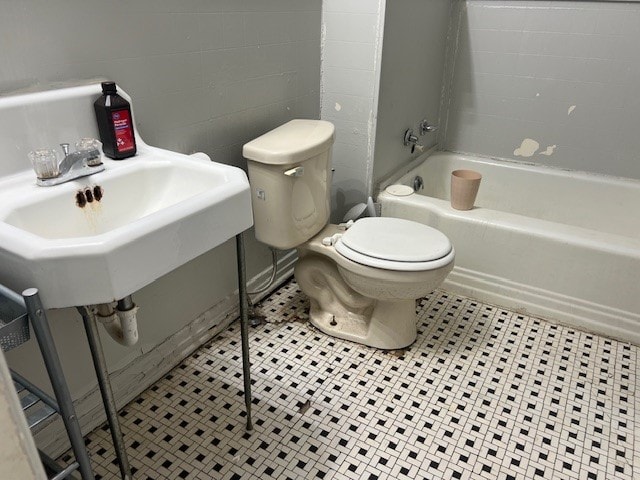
[75, 138, 102, 166]
[75, 137, 100, 152]
[419, 119, 437, 135]
[29, 148, 60, 179]
[403, 129, 419, 146]
[60, 143, 70, 157]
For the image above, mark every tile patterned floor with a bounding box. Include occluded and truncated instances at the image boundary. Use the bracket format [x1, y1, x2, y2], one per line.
[61, 279, 638, 479]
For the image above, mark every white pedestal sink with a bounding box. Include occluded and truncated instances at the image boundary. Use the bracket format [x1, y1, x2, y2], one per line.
[0, 83, 253, 309]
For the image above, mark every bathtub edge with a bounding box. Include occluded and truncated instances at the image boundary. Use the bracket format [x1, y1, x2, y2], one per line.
[444, 266, 640, 346]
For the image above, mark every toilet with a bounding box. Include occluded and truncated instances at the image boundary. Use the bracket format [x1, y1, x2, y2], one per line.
[243, 120, 454, 349]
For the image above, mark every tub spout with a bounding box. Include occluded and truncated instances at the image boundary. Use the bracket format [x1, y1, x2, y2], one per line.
[413, 176, 424, 192]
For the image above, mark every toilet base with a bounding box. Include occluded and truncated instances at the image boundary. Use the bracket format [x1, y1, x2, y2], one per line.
[294, 253, 418, 350]
[308, 298, 417, 350]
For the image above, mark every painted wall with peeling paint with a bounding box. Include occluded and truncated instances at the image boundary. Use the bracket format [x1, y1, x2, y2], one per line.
[320, 0, 386, 222]
[441, 0, 640, 180]
[373, 0, 451, 186]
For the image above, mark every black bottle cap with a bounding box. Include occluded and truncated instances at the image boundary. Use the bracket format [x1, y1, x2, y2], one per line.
[101, 81, 117, 94]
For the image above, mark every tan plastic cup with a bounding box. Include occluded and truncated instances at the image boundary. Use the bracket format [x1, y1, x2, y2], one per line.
[450, 169, 482, 210]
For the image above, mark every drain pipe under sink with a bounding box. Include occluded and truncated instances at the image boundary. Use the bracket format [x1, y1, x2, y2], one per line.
[94, 295, 139, 346]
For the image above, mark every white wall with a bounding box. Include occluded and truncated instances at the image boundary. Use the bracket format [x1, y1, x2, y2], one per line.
[1, 0, 321, 450]
[320, 0, 385, 221]
[373, 0, 451, 185]
[442, 0, 640, 180]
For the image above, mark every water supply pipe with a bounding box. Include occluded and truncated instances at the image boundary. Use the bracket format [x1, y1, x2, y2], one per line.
[248, 247, 279, 297]
[95, 295, 139, 346]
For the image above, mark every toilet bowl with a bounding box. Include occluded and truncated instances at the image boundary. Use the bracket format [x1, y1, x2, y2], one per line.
[294, 219, 454, 349]
[242, 119, 455, 349]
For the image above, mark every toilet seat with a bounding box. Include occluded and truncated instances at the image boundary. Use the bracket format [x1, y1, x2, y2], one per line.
[334, 217, 454, 272]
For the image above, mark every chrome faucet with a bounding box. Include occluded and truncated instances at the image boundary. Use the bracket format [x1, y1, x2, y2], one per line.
[419, 119, 437, 135]
[403, 128, 425, 154]
[413, 175, 424, 192]
[35, 139, 105, 187]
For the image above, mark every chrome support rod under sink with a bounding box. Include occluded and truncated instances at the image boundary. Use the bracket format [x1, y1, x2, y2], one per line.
[236, 232, 253, 432]
[77, 305, 133, 480]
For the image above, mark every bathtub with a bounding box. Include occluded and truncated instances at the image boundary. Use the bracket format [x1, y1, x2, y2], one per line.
[378, 152, 640, 345]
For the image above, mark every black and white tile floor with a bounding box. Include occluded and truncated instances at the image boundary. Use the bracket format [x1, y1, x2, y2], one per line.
[63, 279, 638, 479]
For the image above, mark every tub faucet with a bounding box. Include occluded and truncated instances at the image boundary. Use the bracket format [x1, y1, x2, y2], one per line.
[419, 119, 437, 135]
[35, 139, 105, 187]
[403, 129, 424, 154]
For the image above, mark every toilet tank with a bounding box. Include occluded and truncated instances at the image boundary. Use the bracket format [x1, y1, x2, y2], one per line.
[243, 120, 335, 250]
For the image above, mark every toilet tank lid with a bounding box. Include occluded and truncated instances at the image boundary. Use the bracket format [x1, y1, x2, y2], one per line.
[242, 119, 335, 165]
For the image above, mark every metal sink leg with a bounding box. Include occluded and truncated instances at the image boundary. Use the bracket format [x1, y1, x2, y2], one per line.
[236, 233, 253, 432]
[78, 306, 133, 480]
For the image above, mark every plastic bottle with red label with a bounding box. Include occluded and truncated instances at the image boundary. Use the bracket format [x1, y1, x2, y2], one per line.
[94, 81, 137, 159]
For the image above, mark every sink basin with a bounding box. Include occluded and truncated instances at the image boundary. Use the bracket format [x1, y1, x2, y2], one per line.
[0, 147, 252, 308]
[0, 84, 252, 309]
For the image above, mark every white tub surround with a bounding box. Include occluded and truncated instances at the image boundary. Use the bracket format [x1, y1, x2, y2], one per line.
[379, 152, 640, 345]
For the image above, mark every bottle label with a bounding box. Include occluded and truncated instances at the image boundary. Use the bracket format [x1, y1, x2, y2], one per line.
[111, 109, 135, 152]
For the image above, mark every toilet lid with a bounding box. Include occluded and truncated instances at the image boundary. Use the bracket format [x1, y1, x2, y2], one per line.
[334, 217, 453, 270]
